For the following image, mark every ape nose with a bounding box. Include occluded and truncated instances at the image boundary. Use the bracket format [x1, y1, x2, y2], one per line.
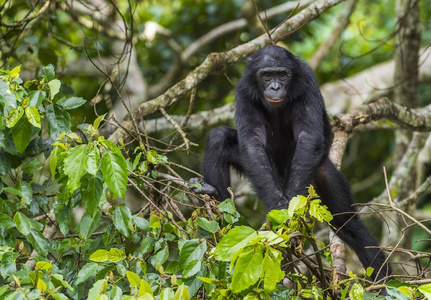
[270, 83, 280, 91]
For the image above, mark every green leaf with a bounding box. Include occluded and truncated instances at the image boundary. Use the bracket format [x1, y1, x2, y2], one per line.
[27, 229, 49, 256]
[28, 90, 46, 109]
[50, 146, 64, 178]
[88, 279, 107, 299]
[146, 150, 159, 165]
[76, 263, 98, 285]
[196, 217, 218, 233]
[36, 261, 52, 271]
[173, 283, 190, 300]
[349, 282, 364, 300]
[37, 278, 47, 292]
[57, 97, 86, 110]
[160, 288, 175, 300]
[0, 151, 11, 175]
[150, 215, 161, 228]
[0, 212, 16, 230]
[25, 106, 41, 128]
[112, 206, 132, 238]
[78, 211, 101, 239]
[182, 260, 202, 279]
[10, 65, 21, 78]
[263, 248, 285, 292]
[64, 144, 89, 192]
[139, 279, 153, 297]
[93, 113, 106, 130]
[14, 212, 32, 235]
[45, 104, 71, 140]
[81, 175, 103, 217]
[133, 216, 150, 231]
[85, 148, 99, 175]
[43, 64, 55, 82]
[179, 239, 207, 270]
[107, 248, 126, 263]
[51, 293, 70, 300]
[288, 195, 308, 218]
[48, 79, 61, 100]
[266, 209, 290, 227]
[90, 249, 109, 262]
[126, 271, 141, 287]
[309, 199, 333, 223]
[6, 106, 24, 128]
[214, 226, 256, 261]
[418, 284, 431, 300]
[101, 152, 127, 199]
[218, 198, 235, 214]
[12, 117, 32, 153]
[21, 157, 43, 174]
[18, 180, 33, 205]
[231, 247, 264, 293]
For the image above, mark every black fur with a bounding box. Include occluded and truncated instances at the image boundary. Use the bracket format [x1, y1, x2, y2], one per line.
[191, 46, 391, 282]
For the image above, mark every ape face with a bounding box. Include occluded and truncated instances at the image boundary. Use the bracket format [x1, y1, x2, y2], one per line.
[258, 66, 290, 108]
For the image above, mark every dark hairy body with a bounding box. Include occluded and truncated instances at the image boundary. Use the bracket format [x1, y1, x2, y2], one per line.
[191, 46, 391, 282]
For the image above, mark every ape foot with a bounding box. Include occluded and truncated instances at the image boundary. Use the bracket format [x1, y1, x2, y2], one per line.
[189, 178, 218, 196]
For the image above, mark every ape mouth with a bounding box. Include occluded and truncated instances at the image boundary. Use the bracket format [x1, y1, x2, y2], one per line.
[265, 97, 283, 103]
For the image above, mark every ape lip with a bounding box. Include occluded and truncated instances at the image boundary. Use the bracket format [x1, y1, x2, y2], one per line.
[266, 97, 282, 103]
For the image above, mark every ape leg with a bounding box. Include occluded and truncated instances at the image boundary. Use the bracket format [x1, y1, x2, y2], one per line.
[314, 159, 391, 282]
[198, 126, 243, 201]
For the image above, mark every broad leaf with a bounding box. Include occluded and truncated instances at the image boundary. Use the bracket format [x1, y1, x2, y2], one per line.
[81, 175, 103, 217]
[6, 106, 24, 128]
[48, 79, 61, 100]
[173, 283, 190, 300]
[45, 104, 71, 140]
[64, 144, 88, 192]
[214, 226, 256, 261]
[419, 284, 431, 300]
[14, 212, 32, 235]
[78, 211, 101, 239]
[179, 239, 207, 269]
[126, 271, 141, 287]
[101, 152, 127, 199]
[27, 229, 49, 256]
[310, 199, 333, 223]
[12, 117, 32, 153]
[263, 248, 285, 292]
[288, 195, 307, 218]
[112, 205, 132, 238]
[76, 263, 98, 285]
[90, 250, 109, 262]
[43, 64, 55, 82]
[196, 217, 218, 233]
[57, 97, 86, 110]
[25, 106, 41, 128]
[0, 212, 16, 230]
[28, 90, 45, 109]
[231, 247, 264, 293]
[108, 248, 126, 263]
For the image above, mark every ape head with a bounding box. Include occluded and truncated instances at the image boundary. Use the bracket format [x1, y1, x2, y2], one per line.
[241, 46, 304, 109]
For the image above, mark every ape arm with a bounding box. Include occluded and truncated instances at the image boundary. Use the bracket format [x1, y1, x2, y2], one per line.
[284, 104, 327, 199]
[236, 107, 288, 211]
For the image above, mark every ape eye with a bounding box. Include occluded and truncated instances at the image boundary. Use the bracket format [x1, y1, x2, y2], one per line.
[262, 72, 271, 79]
[279, 71, 288, 78]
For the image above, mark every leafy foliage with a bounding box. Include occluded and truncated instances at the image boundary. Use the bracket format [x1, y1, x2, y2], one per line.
[1, 66, 430, 299]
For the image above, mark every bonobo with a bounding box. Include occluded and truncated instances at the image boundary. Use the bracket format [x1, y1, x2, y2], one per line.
[190, 45, 391, 282]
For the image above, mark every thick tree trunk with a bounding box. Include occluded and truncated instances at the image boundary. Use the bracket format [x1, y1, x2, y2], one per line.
[382, 0, 421, 249]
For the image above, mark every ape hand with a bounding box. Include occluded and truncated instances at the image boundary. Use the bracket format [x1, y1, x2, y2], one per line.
[189, 178, 218, 196]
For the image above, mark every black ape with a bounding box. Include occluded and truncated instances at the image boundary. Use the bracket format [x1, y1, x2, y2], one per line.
[191, 46, 390, 282]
